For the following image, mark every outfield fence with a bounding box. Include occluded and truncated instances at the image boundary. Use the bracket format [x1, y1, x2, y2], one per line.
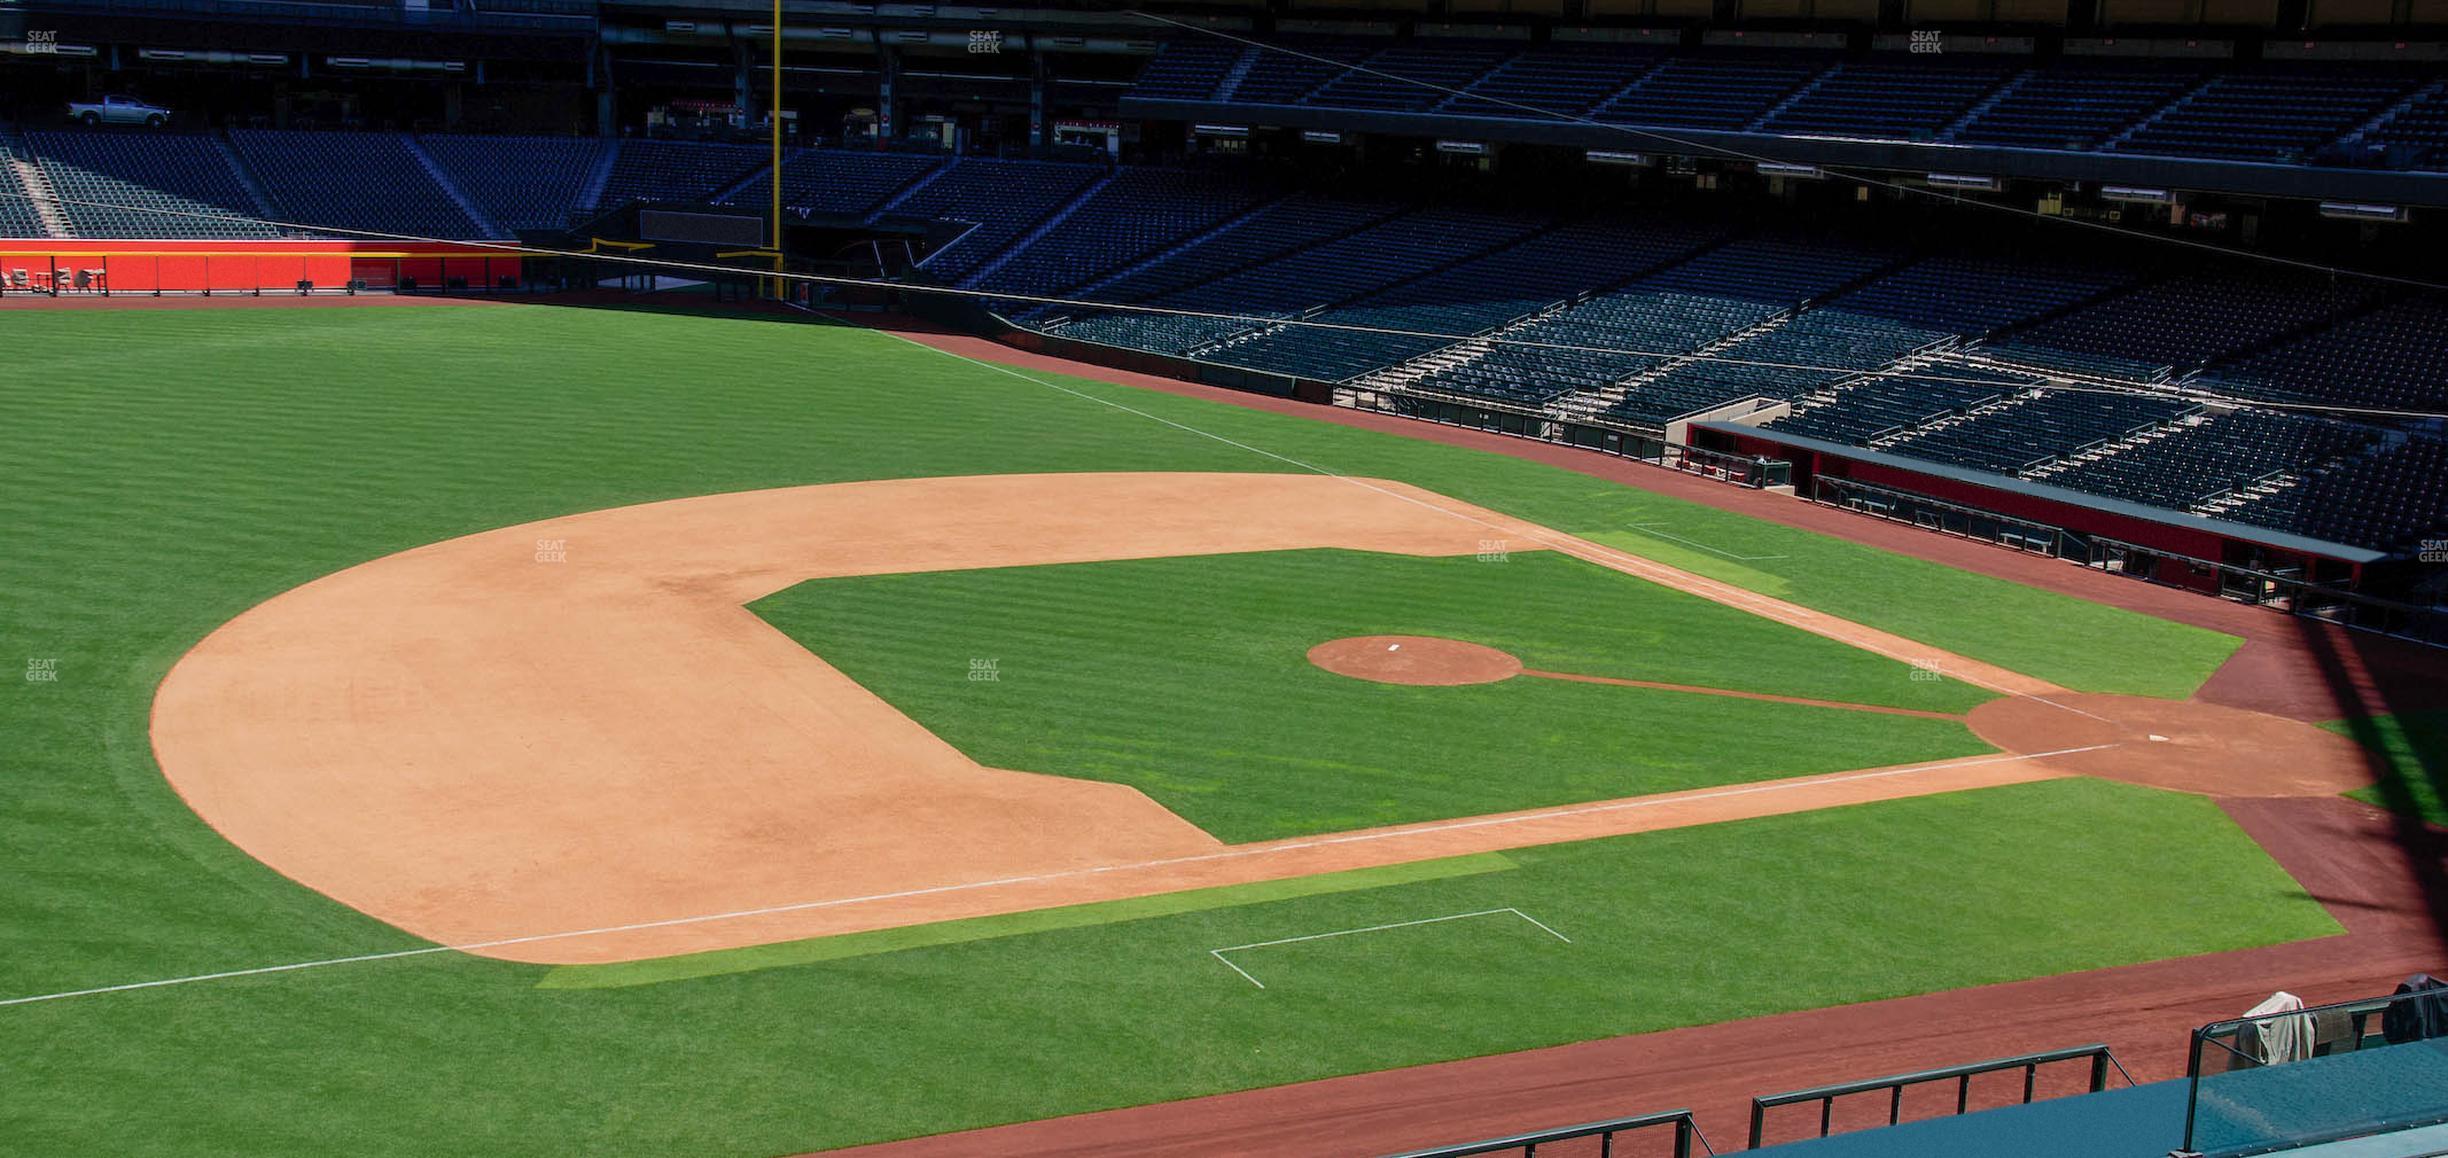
[0, 240, 525, 296]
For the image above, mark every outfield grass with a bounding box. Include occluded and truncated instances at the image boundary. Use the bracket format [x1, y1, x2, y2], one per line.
[0, 304, 2277, 1155]
[6, 780, 2335, 1156]
[756, 548, 1996, 841]
[2333, 712, 2448, 826]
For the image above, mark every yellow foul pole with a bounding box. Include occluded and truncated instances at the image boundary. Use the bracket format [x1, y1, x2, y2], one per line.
[769, 0, 784, 299]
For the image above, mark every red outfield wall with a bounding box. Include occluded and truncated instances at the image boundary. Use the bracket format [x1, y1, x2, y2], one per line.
[0, 239, 521, 294]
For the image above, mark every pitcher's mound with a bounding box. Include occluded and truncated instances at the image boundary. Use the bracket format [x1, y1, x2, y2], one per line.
[1308, 635, 1523, 686]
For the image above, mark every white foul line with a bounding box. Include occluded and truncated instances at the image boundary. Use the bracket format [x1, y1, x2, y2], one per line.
[1624, 522, 1790, 562]
[1209, 907, 1572, 989]
[873, 329, 1818, 626]
[877, 332, 2082, 699]
[2026, 695, 2116, 723]
[0, 743, 2111, 1009]
[5, 332, 2092, 1010]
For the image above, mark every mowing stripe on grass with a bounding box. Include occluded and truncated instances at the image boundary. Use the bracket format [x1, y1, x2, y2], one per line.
[538, 852, 1521, 991]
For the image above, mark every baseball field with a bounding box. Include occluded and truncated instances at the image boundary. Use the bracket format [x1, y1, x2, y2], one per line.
[0, 300, 2381, 1155]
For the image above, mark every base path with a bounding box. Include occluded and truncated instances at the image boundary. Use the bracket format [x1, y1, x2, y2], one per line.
[154, 472, 2060, 965]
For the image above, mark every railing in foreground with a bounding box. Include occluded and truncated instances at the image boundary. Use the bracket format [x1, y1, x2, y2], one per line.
[1747, 1043, 2127, 1148]
[1383, 1108, 1715, 1158]
[2181, 988, 2448, 1157]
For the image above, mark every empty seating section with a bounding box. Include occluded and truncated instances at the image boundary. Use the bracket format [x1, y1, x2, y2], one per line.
[1075, 206, 1550, 358]
[1230, 39, 1375, 104]
[1948, 66, 2202, 150]
[1593, 55, 1829, 129]
[975, 167, 1267, 300]
[1984, 273, 2384, 380]
[1203, 217, 1687, 380]
[2048, 409, 2377, 510]
[722, 148, 942, 218]
[1043, 194, 1399, 334]
[1125, 40, 2448, 171]
[7, 124, 2441, 553]
[2111, 70, 2416, 162]
[1881, 389, 2194, 474]
[232, 129, 480, 238]
[1769, 374, 2013, 444]
[1820, 256, 2130, 335]
[1130, 41, 1243, 102]
[1612, 311, 1942, 423]
[419, 134, 608, 232]
[1760, 59, 2014, 140]
[2358, 83, 2448, 168]
[898, 158, 1105, 283]
[597, 140, 768, 209]
[1301, 43, 1510, 112]
[25, 132, 276, 238]
[2229, 437, 2448, 550]
[1597, 241, 1907, 422]
[1438, 47, 1661, 119]
[2206, 297, 2448, 411]
[1403, 230, 1846, 406]
[0, 136, 47, 238]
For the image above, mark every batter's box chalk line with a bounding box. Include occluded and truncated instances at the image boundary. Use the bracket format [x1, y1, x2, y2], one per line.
[1207, 907, 1572, 989]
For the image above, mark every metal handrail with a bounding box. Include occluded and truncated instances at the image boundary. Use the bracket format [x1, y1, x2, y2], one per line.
[1382, 1108, 1715, 1158]
[1748, 1043, 2124, 1148]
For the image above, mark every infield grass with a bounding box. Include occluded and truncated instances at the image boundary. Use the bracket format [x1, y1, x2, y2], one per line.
[0, 303, 2286, 1156]
[755, 548, 1996, 841]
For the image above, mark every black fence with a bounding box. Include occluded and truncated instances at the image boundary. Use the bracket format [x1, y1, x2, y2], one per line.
[1747, 1043, 2127, 1148]
[1383, 1108, 1714, 1158]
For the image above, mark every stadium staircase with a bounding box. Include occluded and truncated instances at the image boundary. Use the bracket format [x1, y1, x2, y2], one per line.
[2196, 468, 2306, 515]
[1347, 301, 1574, 396]
[579, 142, 621, 216]
[214, 136, 281, 224]
[2022, 410, 2202, 481]
[871, 156, 959, 218]
[2102, 76, 2220, 150]
[1052, 193, 1294, 306]
[2190, 432, 2388, 517]
[709, 153, 790, 209]
[1213, 47, 1262, 102]
[2336, 78, 2448, 154]
[1749, 66, 1845, 131]
[1938, 69, 2039, 140]
[959, 169, 1117, 288]
[1874, 387, 2034, 449]
[0, 130, 72, 238]
[403, 136, 503, 239]
[1545, 310, 1799, 421]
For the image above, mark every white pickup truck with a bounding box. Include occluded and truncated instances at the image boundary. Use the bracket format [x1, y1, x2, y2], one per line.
[66, 95, 172, 127]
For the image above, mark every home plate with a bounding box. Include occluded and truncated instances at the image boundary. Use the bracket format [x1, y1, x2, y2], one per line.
[2149, 734, 2170, 742]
